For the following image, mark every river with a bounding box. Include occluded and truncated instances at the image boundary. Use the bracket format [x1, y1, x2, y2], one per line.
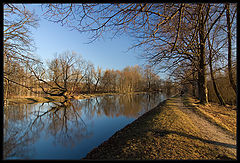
[3, 92, 167, 160]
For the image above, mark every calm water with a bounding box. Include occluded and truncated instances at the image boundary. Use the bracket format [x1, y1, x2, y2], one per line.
[3, 92, 167, 160]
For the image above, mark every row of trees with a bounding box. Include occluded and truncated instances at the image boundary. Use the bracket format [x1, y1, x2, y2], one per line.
[3, 4, 40, 98]
[3, 4, 176, 102]
[174, 62, 236, 105]
[41, 3, 237, 105]
[5, 50, 173, 100]
[207, 66, 236, 105]
[168, 3, 237, 106]
[34, 51, 168, 97]
[4, 3, 236, 106]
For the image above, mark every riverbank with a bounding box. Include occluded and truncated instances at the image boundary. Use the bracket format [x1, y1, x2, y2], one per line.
[83, 95, 236, 160]
[4, 92, 149, 105]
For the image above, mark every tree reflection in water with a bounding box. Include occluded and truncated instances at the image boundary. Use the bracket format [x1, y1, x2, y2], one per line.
[3, 92, 166, 159]
[80, 92, 164, 120]
[4, 100, 92, 159]
[4, 104, 38, 159]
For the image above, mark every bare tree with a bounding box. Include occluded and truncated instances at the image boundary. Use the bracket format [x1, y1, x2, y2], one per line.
[92, 66, 102, 93]
[28, 51, 87, 101]
[226, 3, 237, 94]
[143, 65, 159, 92]
[207, 34, 226, 106]
[84, 62, 95, 93]
[4, 4, 39, 63]
[4, 4, 39, 99]
[100, 69, 117, 93]
[40, 3, 237, 104]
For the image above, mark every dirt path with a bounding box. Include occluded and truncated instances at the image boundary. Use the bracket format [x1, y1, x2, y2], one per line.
[177, 97, 236, 159]
[83, 96, 236, 160]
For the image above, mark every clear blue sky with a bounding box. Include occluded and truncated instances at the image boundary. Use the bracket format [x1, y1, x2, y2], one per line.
[27, 4, 145, 71]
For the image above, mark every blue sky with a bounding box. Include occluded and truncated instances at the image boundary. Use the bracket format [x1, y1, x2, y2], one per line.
[27, 4, 146, 72]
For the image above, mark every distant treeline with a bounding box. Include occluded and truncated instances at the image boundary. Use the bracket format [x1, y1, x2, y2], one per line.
[4, 51, 176, 99]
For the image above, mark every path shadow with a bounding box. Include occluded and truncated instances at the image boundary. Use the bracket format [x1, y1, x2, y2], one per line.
[181, 98, 236, 137]
[26, 98, 38, 103]
[152, 129, 236, 149]
[44, 97, 55, 101]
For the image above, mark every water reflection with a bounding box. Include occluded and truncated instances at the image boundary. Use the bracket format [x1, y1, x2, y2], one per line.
[4, 101, 91, 159]
[81, 93, 163, 119]
[4, 92, 166, 159]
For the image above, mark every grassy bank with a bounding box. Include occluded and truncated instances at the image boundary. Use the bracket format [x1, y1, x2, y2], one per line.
[83, 96, 236, 160]
[182, 97, 236, 137]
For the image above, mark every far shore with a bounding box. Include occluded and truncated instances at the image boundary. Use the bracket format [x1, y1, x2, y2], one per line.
[4, 91, 155, 105]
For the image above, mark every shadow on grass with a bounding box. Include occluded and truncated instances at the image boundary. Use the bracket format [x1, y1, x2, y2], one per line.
[26, 98, 38, 102]
[181, 97, 235, 137]
[44, 97, 55, 101]
[152, 129, 236, 149]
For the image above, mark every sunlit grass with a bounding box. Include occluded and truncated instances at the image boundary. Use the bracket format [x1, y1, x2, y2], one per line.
[183, 97, 236, 137]
[84, 96, 236, 160]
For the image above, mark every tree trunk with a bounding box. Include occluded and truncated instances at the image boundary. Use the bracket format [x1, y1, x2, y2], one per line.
[209, 49, 226, 106]
[4, 79, 9, 99]
[198, 5, 208, 104]
[148, 81, 151, 91]
[192, 71, 196, 97]
[226, 3, 237, 94]
[94, 79, 99, 93]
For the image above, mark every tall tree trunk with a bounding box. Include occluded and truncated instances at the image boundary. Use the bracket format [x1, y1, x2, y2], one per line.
[4, 56, 9, 99]
[192, 71, 196, 97]
[148, 81, 151, 91]
[209, 47, 226, 106]
[4, 79, 9, 99]
[198, 5, 208, 104]
[226, 3, 237, 94]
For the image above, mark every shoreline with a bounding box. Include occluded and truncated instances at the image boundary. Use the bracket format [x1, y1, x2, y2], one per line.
[82, 95, 236, 160]
[4, 91, 152, 105]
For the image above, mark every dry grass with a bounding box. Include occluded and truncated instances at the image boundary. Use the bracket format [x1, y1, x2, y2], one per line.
[83, 96, 236, 160]
[183, 97, 236, 137]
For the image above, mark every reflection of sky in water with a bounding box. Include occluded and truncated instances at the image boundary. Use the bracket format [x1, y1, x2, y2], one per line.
[4, 93, 167, 160]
